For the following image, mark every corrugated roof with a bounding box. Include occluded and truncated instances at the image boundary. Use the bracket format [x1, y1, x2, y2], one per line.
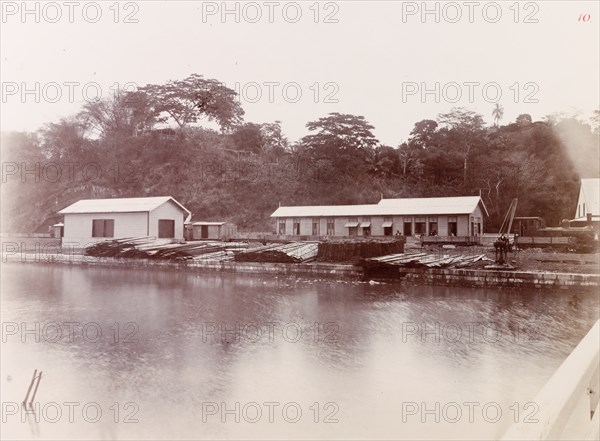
[579, 178, 600, 216]
[58, 196, 190, 215]
[271, 196, 487, 218]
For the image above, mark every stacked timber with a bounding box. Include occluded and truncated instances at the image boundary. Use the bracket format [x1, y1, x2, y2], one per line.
[84, 237, 154, 258]
[191, 250, 234, 261]
[362, 252, 493, 271]
[317, 240, 405, 262]
[234, 242, 319, 264]
[85, 237, 251, 261]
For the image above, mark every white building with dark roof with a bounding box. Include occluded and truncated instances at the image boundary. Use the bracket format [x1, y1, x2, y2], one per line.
[57, 196, 191, 246]
[271, 196, 487, 237]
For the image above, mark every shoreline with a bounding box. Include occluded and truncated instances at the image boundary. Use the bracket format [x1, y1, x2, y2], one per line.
[3, 253, 599, 290]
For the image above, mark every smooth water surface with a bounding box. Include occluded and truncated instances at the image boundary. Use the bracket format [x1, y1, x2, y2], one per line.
[1, 263, 598, 440]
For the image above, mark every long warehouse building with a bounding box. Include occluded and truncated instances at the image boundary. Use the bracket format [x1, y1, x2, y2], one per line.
[270, 196, 488, 237]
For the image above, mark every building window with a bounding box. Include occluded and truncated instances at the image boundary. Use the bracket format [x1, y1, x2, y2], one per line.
[448, 216, 458, 236]
[414, 217, 426, 235]
[326, 218, 335, 235]
[312, 218, 320, 236]
[383, 216, 393, 236]
[475, 217, 481, 235]
[278, 219, 286, 235]
[92, 219, 114, 238]
[428, 217, 438, 236]
[293, 218, 301, 235]
[158, 219, 175, 238]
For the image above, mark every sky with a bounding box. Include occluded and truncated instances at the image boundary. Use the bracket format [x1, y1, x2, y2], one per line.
[1, 0, 599, 146]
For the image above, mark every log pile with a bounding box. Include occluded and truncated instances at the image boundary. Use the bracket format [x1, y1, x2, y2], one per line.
[85, 237, 250, 261]
[317, 240, 405, 262]
[362, 252, 493, 271]
[235, 250, 300, 263]
[234, 242, 319, 263]
[84, 237, 319, 263]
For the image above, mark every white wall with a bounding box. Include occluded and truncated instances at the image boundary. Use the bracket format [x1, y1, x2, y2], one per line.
[575, 185, 594, 218]
[148, 200, 186, 239]
[62, 212, 147, 248]
[457, 214, 469, 236]
[472, 205, 485, 234]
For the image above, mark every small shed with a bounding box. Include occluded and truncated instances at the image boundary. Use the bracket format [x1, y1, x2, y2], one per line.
[50, 222, 64, 239]
[190, 222, 237, 240]
[512, 217, 545, 236]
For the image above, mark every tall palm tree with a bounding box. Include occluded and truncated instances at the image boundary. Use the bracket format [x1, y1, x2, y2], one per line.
[492, 103, 504, 127]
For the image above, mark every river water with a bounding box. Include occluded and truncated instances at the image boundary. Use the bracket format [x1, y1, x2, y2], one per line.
[1, 263, 598, 440]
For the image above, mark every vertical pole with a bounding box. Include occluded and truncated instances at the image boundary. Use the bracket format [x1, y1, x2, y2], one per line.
[29, 372, 42, 404]
[22, 369, 37, 404]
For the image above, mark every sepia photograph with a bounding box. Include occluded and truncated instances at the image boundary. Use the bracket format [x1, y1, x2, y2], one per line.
[1, 1, 599, 440]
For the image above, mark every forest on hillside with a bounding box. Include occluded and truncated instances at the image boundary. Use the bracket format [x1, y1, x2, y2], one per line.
[1, 74, 599, 234]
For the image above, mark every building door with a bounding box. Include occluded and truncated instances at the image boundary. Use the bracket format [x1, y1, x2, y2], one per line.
[158, 219, 175, 238]
[201, 225, 209, 239]
[383, 218, 393, 236]
[312, 219, 320, 236]
[403, 221, 412, 236]
[447, 217, 458, 236]
[428, 218, 438, 236]
[414, 218, 426, 235]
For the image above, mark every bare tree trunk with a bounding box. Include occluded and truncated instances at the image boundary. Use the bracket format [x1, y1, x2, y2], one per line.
[463, 144, 471, 186]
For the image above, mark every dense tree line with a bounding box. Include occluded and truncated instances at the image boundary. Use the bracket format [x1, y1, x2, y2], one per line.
[1, 74, 598, 233]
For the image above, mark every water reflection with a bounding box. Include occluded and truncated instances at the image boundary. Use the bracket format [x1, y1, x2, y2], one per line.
[1, 263, 598, 440]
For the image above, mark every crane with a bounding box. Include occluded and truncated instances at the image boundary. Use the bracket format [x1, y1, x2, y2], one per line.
[494, 198, 518, 265]
[499, 198, 518, 237]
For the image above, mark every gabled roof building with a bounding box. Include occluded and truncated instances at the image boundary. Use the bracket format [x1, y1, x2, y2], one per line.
[58, 196, 191, 246]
